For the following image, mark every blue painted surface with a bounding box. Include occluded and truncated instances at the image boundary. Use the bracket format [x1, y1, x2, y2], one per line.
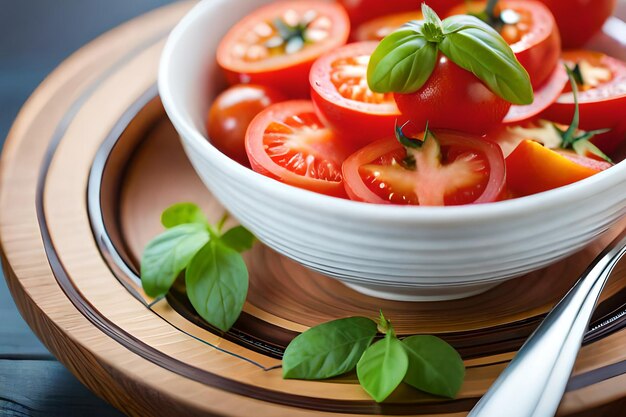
[0, 1, 174, 415]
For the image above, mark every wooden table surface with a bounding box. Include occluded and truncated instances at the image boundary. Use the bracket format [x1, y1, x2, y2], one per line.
[0, 2, 172, 415]
[1, 1, 625, 416]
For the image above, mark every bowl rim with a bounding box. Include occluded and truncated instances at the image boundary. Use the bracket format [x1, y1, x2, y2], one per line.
[158, 0, 626, 226]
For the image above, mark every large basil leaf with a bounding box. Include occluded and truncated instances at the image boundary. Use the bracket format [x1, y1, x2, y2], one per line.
[440, 15, 533, 105]
[367, 24, 438, 94]
[185, 240, 249, 332]
[357, 332, 408, 402]
[161, 202, 207, 228]
[282, 317, 377, 380]
[402, 335, 465, 398]
[221, 225, 256, 253]
[140, 223, 210, 298]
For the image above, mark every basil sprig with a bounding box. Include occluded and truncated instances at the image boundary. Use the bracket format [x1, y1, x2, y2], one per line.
[141, 203, 255, 331]
[367, 3, 533, 105]
[282, 311, 465, 402]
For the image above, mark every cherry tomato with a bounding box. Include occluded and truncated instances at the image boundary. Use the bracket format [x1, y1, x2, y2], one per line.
[537, 0, 616, 48]
[503, 63, 568, 124]
[310, 42, 401, 149]
[342, 130, 506, 205]
[245, 100, 350, 197]
[447, 0, 561, 88]
[506, 139, 612, 196]
[207, 84, 285, 166]
[541, 50, 626, 154]
[393, 55, 511, 135]
[354, 11, 423, 42]
[217, 1, 350, 98]
[338, 0, 460, 29]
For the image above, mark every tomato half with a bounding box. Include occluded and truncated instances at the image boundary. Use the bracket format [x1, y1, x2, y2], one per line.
[342, 130, 506, 206]
[310, 41, 401, 149]
[207, 84, 285, 166]
[506, 139, 612, 196]
[338, 0, 460, 28]
[503, 63, 568, 124]
[245, 100, 350, 197]
[394, 55, 511, 135]
[537, 0, 616, 48]
[447, 0, 561, 88]
[217, 1, 350, 98]
[541, 50, 626, 154]
[354, 11, 423, 42]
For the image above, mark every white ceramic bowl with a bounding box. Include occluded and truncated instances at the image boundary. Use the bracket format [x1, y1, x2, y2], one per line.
[159, 0, 626, 301]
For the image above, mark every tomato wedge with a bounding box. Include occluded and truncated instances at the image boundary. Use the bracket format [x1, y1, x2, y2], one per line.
[245, 100, 349, 197]
[506, 140, 612, 196]
[542, 50, 626, 155]
[342, 130, 506, 206]
[217, 1, 350, 98]
[503, 63, 568, 124]
[354, 11, 423, 42]
[448, 0, 561, 88]
[310, 41, 401, 148]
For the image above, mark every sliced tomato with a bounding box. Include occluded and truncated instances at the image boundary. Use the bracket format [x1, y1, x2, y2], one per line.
[447, 0, 561, 88]
[342, 130, 506, 206]
[354, 11, 423, 42]
[217, 1, 350, 98]
[542, 50, 626, 155]
[338, 0, 460, 29]
[537, 0, 616, 48]
[503, 63, 568, 124]
[394, 55, 511, 135]
[310, 41, 401, 149]
[505, 139, 612, 197]
[245, 100, 350, 197]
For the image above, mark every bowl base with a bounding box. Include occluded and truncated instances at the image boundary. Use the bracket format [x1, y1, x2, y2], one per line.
[343, 281, 502, 302]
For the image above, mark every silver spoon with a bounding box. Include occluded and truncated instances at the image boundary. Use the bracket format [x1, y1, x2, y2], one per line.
[468, 229, 626, 417]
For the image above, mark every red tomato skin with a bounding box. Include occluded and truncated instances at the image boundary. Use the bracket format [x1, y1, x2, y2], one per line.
[207, 85, 285, 166]
[339, 0, 461, 28]
[541, 51, 626, 154]
[217, 1, 350, 98]
[537, 0, 616, 48]
[508, 0, 561, 89]
[447, 0, 560, 88]
[394, 56, 511, 135]
[309, 41, 402, 149]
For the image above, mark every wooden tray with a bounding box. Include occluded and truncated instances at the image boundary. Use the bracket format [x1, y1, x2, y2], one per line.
[2, 2, 626, 416]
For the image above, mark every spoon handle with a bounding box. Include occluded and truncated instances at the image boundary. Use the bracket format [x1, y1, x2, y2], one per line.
[468, 230, 626, 417]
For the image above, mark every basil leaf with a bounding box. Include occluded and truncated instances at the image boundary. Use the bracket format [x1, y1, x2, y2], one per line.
[402, 335, 465, 398]
[140, 223, 210, 298]
[367, 26, 438, 94]
[357, 332, 408, 402]
[440, 15, 533, 105]
[282, 317, 377, 380]
[161, 203, 207, 228]
[221, 226, 256, 253]
[185, 240, 248, 332]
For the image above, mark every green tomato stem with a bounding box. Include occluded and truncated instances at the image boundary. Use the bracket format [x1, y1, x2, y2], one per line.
[485, 0, 499, 21]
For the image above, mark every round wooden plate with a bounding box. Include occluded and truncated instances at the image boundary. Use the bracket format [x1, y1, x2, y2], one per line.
[2, 2, 626, 416]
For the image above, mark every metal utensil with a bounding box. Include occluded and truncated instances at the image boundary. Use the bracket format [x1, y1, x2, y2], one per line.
[468, 229, 626, 417]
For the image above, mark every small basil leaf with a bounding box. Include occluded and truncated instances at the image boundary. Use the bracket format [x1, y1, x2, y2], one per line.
[186, 240, 249, 332]
[161, 203, 207, 228]
[357, 332, 409, 402]
[140, 223, 210, 298]
[440, 16, 533, 105]
[367, 26, 438, 94]
[283, 317, 377, 380]
[221, 226, 256, 253]
[572, 139, 613, 163]
[421, 3, 443, 27]
[402, 335, 465, 398]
